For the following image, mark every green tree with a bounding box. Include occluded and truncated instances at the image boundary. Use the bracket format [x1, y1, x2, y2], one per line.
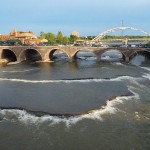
[57, 31, 63, 44]
[45, 33, 56, 44]
[69, 35, 78, 44]
[62, 36, 69, 44]
[0, 38, 2, 46]
[40, 32, 46, 39]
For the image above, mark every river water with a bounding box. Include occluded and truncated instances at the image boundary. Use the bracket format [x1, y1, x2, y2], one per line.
[0, 50, 150, 150]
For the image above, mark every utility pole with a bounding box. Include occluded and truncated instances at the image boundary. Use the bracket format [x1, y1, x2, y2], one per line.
[121, 20, 128, 46]
[121, 20, 124, 37]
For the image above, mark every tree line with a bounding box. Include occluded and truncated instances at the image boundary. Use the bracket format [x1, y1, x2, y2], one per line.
[40, 31, 78, 45]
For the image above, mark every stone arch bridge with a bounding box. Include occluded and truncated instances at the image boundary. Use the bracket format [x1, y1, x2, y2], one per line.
[0, 46, 150, 63]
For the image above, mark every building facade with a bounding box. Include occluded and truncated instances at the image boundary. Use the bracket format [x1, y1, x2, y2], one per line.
[0, 35, 10, 41]
[71, 31, 79, 37]
[9, 29, 37, 44]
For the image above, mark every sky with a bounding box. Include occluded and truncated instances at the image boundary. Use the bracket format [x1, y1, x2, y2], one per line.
[0, 0, 150, 36]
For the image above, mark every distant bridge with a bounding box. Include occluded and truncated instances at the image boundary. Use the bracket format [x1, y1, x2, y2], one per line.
[101, 38, 150, 42]
[92, 26, 150, 41]
[0, 46, 150, 63]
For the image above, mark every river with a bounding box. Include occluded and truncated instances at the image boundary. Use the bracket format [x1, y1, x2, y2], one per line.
[0, 50, 150, 150]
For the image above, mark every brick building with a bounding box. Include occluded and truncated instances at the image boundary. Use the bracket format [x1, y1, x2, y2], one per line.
[9, 29, 37, 44]
[0, 35, 10, 41]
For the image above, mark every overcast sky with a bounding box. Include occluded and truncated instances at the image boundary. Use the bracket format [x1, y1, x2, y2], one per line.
[0, 0, 149, 36]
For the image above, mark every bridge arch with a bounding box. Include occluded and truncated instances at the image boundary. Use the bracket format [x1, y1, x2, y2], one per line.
[73, 49, 97, 60]
[19, 48, 42, 62]
[129, 50, 150, 66]
[93, 26, 150, 41]
[129, 50, 150, 61]
[1, 49, 17, 62]
[44, 48, 70, 61]
[100, 49, 126, 62]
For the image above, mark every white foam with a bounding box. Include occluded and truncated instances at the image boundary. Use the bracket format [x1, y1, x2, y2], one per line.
[127, 86, 140, 100]
[0, 76, 143, 85]
[0, 78, 59, 83]
[2, 69, 38, 73]
[134, 112, 141, 121]
[109, 76, 144, 88]
[111, 62, 124, 66]
[141, 67, 150, 72]
[0, 107, 111, 126]
[142, 73, 150, 80]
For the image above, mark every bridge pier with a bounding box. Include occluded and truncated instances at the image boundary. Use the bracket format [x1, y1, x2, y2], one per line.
[68, 56, 75, 62]
[125, 57, 130, 63]
[96, 55, 101, 62]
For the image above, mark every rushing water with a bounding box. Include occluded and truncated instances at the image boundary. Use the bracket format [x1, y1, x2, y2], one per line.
[0, 51, 150, 150]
